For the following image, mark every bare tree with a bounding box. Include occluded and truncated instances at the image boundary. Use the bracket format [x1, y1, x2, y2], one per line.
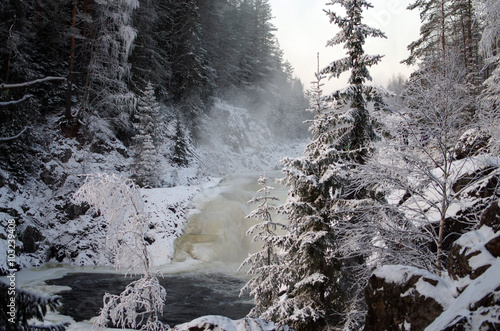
[75, 173, 169, 331]
[346, 50, 498, 281]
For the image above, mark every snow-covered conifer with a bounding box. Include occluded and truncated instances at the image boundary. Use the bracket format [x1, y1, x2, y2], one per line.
[264, 59, 345, 331]
[86, 0, 138, 130]
[132, 82, 161, 188]
[74, 174, 168, 331]
[171, 116, 191, 167]
[321, 0, 385, 162]
[0, 281, 70, 330]
[240, 173, 286, 318]
[268, 2, 386, 329]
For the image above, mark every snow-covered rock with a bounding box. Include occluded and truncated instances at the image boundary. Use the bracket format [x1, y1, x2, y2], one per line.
[173, 315, 290, 331]
[425, 260, 500, 330]
[365, 220, 500, 330]
[365, 265, 454, 331]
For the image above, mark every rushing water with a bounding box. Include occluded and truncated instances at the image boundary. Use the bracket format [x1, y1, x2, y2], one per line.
[42, 172, 288, 327]
[174, 173, 287, 264]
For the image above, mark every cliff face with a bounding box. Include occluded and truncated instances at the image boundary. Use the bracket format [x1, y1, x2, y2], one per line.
[364, 201, 500, 331]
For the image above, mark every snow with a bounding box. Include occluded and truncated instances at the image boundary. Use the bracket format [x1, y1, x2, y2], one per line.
[196, 99, 306, 175]
[373, 265, 456, 308]
[425, 259, 500, 331]
[173, 315, 290, 331]
[454, 226, 497, 270]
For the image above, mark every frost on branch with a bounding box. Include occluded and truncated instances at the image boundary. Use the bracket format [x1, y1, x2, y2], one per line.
[74, 173, 169, 330]
[74, 173, 149, 274]
[93, 276, 168, 331]
[239, 173, 286, 318]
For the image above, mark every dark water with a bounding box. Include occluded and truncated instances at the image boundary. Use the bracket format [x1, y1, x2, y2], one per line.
[45, 271, 253, 326]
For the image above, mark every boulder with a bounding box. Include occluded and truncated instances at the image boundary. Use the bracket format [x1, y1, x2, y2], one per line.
[426, 261, 500, 330]
[480, 200, 500, 232]
[446, 226, 498, 282]
[364, 265, 452, 331]
[454, 128, 491, 160]
[21, 225, 44, 253]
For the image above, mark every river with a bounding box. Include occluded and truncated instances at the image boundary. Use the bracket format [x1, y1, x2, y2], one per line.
[34, 172, 288, 329]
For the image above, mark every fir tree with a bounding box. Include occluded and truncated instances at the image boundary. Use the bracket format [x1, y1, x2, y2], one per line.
[239, 173, 286, 318]
[132, 82, 161, 188]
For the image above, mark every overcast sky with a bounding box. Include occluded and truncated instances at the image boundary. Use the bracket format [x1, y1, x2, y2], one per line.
[269, 0, 421, 92]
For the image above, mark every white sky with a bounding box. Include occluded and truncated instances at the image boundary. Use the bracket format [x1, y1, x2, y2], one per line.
[269, 0, 421, 93]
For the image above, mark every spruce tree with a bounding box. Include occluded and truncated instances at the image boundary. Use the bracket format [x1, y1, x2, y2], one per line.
[240, 173, 286, 318]
[264, 61, 344, 330]
[171, 115, 191, 167]
[86, 0, 138, 134]
[267, 1, 386, 329]
[132, 82, 161, 188]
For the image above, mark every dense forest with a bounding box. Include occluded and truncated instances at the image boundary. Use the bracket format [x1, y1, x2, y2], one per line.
[0, 0, 308, 182]
[1, 0, 500, 330]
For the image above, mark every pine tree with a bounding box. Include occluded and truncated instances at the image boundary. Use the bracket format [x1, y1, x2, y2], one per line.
[132, 82, 161, 188]
[240, 173, 286, 318]
[403, 0, 453, 66]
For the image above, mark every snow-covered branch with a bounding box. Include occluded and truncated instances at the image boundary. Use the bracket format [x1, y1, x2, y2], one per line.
[0, 126, 30, 142]
[74, 173, 169, 330]
[0, 76, 66, 90]
[0, 94, 33, 106]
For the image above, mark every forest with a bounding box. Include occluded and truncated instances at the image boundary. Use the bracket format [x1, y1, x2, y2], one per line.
[1, 0, 500, 330]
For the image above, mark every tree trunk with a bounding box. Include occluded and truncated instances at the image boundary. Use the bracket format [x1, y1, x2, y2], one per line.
[66, 0, 78, 120]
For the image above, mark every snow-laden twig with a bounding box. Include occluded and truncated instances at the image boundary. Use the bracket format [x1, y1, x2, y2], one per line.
[0, 94, 33, 106]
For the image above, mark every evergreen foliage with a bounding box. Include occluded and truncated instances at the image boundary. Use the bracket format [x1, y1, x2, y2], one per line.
[0, 281, 70, 331]
[86, 0, 138, 135]
[263, 68, 341, 330]
[240, 173, 286, 318]
[132, 82, 161, 188]
[321, 0, 385, 163]
[170, 116, 191, 168]
[269, 1, 386, 329]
